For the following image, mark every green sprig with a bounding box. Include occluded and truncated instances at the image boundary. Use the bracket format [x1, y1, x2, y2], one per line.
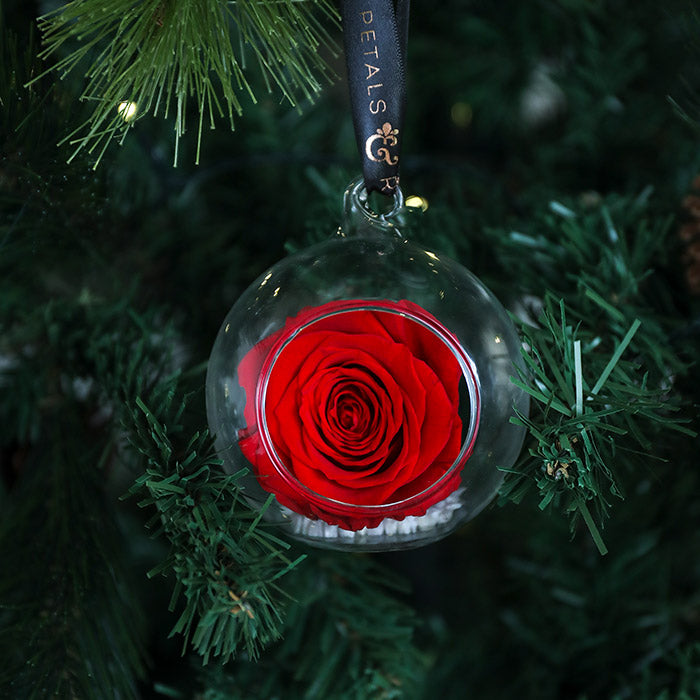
[500, 296, 694, 555]
[195, 554, 425, 699]
[33, 0, 338, 166]
[124, 385, 305, 663]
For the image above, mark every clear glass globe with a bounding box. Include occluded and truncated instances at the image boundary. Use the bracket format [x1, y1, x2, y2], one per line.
[206, 179, 528, 551]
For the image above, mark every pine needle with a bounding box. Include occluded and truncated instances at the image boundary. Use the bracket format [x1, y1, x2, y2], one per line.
[31, 0, 339, 167]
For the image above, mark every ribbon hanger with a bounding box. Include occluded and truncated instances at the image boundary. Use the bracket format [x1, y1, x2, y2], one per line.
[342, 0, 410, 197]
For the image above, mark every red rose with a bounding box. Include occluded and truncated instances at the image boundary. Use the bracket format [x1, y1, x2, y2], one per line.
[237, 299, 479, 530]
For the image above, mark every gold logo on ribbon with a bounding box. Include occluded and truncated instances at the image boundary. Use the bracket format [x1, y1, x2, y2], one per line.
[365, 122, 399, 165]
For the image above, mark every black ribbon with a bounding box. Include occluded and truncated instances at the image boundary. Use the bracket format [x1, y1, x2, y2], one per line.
[342, 0, 409, 197]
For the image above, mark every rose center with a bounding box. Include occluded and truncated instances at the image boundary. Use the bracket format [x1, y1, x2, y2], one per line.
[338, 397, 364, 431]
[329, 386, 373, 437]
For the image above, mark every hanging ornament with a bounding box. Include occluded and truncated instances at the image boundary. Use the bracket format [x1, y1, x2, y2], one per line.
[206, 0, 529, 550]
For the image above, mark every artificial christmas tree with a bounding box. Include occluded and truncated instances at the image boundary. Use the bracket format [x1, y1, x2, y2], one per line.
[1, 0, 699, 697]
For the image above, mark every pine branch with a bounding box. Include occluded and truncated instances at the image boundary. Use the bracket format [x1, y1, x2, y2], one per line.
[499, 295, 694, 555]
[476, 190, 697, 554]
[194, 554, 425, 699]
[501, 462, 700, 697]
[0, 289, 179, 698]
[425, 501, 700, 698]
[487, 191, 687, 383]
[123, 382, 305, 664]
[0, 393, 147, 699]
[32, 0, 339, 167]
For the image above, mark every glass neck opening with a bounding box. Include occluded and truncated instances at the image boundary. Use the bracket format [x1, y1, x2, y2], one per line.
[341, 176, 406, 239]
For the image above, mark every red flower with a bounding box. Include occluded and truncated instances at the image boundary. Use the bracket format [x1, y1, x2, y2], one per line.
[237, 299, 478, 530]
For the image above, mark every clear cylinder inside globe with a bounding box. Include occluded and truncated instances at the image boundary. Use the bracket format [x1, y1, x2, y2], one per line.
[206, 184, 529, 551]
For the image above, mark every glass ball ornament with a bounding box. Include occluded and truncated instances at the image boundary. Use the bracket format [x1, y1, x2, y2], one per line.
[206, 178, 529, 551]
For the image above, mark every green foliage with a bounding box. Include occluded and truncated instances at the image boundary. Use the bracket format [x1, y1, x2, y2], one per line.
[500, 295, 693, 554]
[0, 431, 147, 699]
[34, 0, 338, 166]
[0, 299, 162, 699]
[421, 460, 700, 699]
[125, 385, 305, 664]
[486, 192, 686, 381]
[406, 0, 699, 194]
[0, 294, 164, 448]
[522, 465, 700, 698]
[490, 193, 695, 553]
[193, 553, 425, 699]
